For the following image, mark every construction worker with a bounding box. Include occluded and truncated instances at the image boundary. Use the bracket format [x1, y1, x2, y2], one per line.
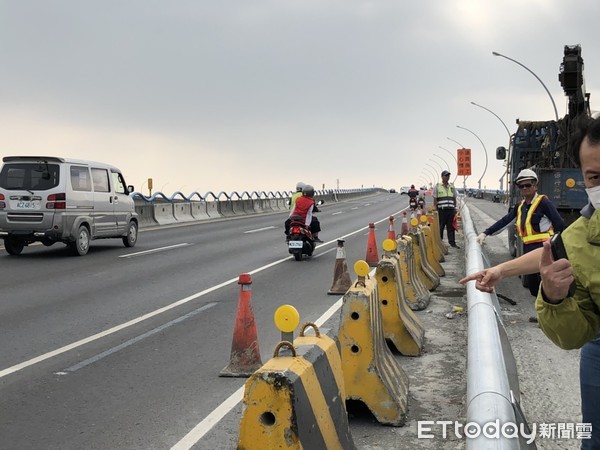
[476, 168, 565, 298]
[433, 170, 459, 248]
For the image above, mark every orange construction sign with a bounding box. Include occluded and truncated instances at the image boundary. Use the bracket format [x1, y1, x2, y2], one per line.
[457, 148, 472, 176]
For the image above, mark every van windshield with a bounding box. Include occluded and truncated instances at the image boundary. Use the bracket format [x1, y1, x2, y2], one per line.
[0, 163, 60, 191]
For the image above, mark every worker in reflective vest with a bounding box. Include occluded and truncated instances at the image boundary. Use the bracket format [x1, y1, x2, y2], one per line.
[476, 168, 565, 296]
[433, 170, 459, 248]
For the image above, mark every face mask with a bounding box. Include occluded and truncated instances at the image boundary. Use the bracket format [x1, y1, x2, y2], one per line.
[585, 185, 600, 209]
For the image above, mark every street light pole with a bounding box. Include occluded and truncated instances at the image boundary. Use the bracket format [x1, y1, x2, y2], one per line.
[471, 101, 512, 191]
[492, 51, 559, 122]
[422, 167, 438, 184]
[432, 154, 450, 171]
[427, 159, 444, 175]
[438, 146, 460, 184]
[457, 125, 489, 191]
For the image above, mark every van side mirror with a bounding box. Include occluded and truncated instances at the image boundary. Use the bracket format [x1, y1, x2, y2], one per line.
[128, 185, 135, 194]
[496, 146, 507, 160]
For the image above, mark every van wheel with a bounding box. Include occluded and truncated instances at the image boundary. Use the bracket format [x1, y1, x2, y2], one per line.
[70, 225, 90, 256]
[5, 237, 24, 255]
[123, 221, 138, 248]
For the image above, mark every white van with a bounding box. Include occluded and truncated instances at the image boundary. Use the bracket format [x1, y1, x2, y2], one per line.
[0, 156, 139, 256]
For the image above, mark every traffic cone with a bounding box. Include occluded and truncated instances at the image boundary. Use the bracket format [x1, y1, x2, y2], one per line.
[366, 223, 379, 267]
[220, 273, 263, 377]
[401, 211, 408, 236]
[387, 216, 396, 240]
[328, 239, 352, 295]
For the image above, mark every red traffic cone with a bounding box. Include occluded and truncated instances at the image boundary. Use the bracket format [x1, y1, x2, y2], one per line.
[219, 274, 263, 377]
[328, 239, 352, 295]
[365, 223, 379, 267]
[401, 211, 408, 236]
[387, 216, 396, 240]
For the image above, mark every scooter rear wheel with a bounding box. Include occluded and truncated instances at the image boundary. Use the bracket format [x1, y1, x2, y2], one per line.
[293, 252, 302, 261]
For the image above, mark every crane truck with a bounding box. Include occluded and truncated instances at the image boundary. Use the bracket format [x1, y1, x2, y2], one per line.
[496, 44, 592, 256]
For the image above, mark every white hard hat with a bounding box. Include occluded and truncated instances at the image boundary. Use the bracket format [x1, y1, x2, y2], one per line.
[295, 182, 305, 191]
[515, 168, 538, 184]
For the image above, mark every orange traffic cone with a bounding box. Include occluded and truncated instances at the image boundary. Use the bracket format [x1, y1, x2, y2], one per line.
[366, 223, 379, 267]
[220, 273, 263, 377]
[328, 239, 352, 295]
[387, 216, 396, 240]
[401, 211, 408, 236]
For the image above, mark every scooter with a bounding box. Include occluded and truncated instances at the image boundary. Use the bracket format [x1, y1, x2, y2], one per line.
[492, 192, 501, 203]
[287, 215, 315, 261]
[417, 197, 425, 209]
[409, 196, 418, 211]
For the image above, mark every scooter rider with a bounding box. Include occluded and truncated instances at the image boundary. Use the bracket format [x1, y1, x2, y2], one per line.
[408, 184, 419, 210]
[407, 184, 419, 199]
[288, 184, 322, 242]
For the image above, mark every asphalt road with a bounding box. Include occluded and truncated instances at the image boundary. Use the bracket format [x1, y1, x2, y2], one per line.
[1, 194, 581, 449]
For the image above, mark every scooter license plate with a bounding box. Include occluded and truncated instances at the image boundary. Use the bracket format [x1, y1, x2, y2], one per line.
[288, 240, 303, 249]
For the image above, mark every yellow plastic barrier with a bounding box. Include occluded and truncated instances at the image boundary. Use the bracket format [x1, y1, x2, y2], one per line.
[409, 229, 441, 290]
[395, 237, 431, 310]
[402, 234, 436, 291]
[338, 261, 409, 426]
[238, 324, 356, 450]
[376, 240, 426, 356]
[430, 210, 448, 256]
[420, 223, 445, 276]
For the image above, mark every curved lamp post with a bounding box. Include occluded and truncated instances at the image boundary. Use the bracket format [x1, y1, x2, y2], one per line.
[427, 159, 444, 175]
[438, 146, 460, 184]
[457, 125, 489, 191]
[425, 163, 441, 180]
[432, 153, 450, 171]
[422, 167, 438, 184]
[471, 101, 512, 190]
[492, 51, 559, 122]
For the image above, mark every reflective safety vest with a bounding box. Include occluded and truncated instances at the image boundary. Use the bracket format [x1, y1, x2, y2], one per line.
[436, 183, 455, 209]
[516, 194, 555, 244]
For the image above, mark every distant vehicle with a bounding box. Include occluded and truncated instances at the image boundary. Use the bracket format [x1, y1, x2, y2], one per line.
[400, 186, 410, 195]
[0, 156, 139, 256]
[389, 188, 397, 193]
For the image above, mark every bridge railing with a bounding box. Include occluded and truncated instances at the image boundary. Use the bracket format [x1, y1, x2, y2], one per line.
[462, 204, 535, 449]
[130, 187, 387, 228]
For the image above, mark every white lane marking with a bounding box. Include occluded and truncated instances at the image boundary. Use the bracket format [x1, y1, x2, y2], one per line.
[244, 226, 276, 234]
[351, 207, 359, 210]
[0, 210, 401, 382]
[170, 267, 378, 450]
[57, 303, 217, 374]
[119, 243, 192, 258]
[312, 247, 337, 259]
[331, 211, 343, 216]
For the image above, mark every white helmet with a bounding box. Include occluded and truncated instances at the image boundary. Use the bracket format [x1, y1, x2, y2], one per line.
[295, 182, 305, 192]
[515, 168, 538, 184]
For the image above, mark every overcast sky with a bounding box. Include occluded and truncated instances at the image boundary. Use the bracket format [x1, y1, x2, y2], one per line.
[1, 0, 599, 196]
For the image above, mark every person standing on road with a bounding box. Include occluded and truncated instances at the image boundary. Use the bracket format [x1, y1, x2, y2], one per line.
[476, 168, 565, 298]
[433, 170, 459, 248]
[459, 115, 600, 449]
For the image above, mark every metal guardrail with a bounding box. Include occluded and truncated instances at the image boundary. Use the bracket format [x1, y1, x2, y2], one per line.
[462, 204, 536, 449]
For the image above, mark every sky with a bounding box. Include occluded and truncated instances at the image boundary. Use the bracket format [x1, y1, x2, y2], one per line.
[1, 0, 600, 196]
